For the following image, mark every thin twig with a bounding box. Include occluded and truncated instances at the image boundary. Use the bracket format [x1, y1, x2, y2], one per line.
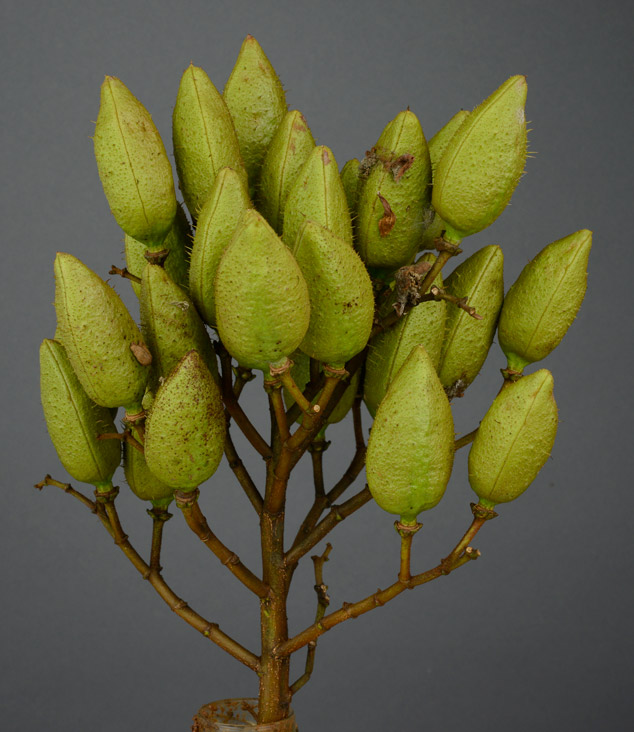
[109, 265, 141, 283]
[224, 430, 263, 514]
[148, 506, 171, 573]
[454, 428, 479, 451]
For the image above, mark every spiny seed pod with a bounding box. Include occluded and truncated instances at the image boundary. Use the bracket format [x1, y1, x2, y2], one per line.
[498, 230, 592, 372]
[356, 110, 432, 269]
[282, 145, 353, 248]
[144, 351, 225, 490]
[140, 264, 218, 381]
[94, 76, 177, 247]
[223, 34, 287, 188]
[40, 339, 121, 487]
[258, 110, 316, 233]
[54, 253, 149, 411]
[364, 253, 446, 417]
[123, 441, 174, 506]
[173, 64, 247, 219]
[125, 203, 192, 298]
[293, 220, 374, 366]
[433, 76, 527, 243]
[428, 110, 470, 171]
[438, 245, 504, 397]
[468, 369, 558, 506]
[340, 158, 361, 214]
[283, 351, 360, 425]
[189, 167, 251, 327]
[215, 209, 310, 370]
[366, 345, 454, 523]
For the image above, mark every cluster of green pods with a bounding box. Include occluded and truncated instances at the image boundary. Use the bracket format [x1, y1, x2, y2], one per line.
[41, 36, 590, 525]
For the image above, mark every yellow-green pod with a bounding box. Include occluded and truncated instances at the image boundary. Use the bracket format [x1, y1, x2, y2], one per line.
[140, 264, 218, 382]
[189, 167, 251, 326]
[356, 110, 431, 269]
[293, 220, 374, 366]
[428, 110, 470, 171]
[498, 230, 592, 372]
[54, 253, 149, 411]
[283, 351, 360, 424]
[282, 145, 353, 248]
[438, 245, 504, 397]
[364, 253, 446, 417]
[40, 339, 120, 487]
[123, 441, 174, 505]
[468, 369, 558, 506]
[215, 209, 310, 371]
[94, 76, 177, 247]
[340, 158, 361, 215]
[144, 351, 225, 490]
[366, 345, 454, 523]
[125, 203, 192, 298]
[173, 64, 247, 219]
[223, 34, 287, 188]
[433, 76, 527, 243]
[258, 110, 316, 233]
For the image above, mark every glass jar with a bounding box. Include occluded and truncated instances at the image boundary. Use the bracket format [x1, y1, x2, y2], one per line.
[192, 698, 298, 731]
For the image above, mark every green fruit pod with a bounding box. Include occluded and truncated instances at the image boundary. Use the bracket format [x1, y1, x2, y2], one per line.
[283, 351, 360, 425]
[173, 64, 247, 219]
[125, 203, 192, 298]
[123, 440, 173, 505]
[215, 209, 310, 371]
[282, 145, 353, 248]
[293, 220, 374, 366]
[140, 264, 218, 381]
[497, 230, 592, 372]
[437, 245, 504, 397]
[223, 34, 287, 188]
[189, 167, 251, 326]
[94, 76, 177, 247]
[356, 110, 432, 269]
[40, 339, 120, 487]
[258, 110, 316, 233]
[340, 158, 361, 214]
[364, 253, 446, 417]
[432, 76, 527, 243]
[54, 253, 149, 411]
[366, 345, 454, 523]
[428, 110, 470, 171]
[468, 369, 558, 506]
[144, 351, 226, 490]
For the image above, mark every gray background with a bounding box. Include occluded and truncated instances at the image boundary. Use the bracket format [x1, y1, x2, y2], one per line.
[2, 0, 633, 730]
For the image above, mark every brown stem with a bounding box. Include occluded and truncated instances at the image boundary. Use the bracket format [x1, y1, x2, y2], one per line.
[175, 490, 269, 599]
[277, 505, 490, 657]
[454, 428, 479, 451]
[428, 285, 483, 319]
[268, 384, 290, 443]
[109, 265, 141, 284]
[225, 430, 263, 514]
[148, 506, 171, 573]
[290, 543, 333, 695]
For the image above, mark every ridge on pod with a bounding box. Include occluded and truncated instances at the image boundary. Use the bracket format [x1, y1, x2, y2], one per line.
[366, 345, 454, 523]
[468, 369, 558, 506]
[356, 109, 432, 269]
[94, 76, 177, 247]
[40, 339, 121, 488]
[258, 110, 316, 234]
[497, 229, 592, 372]
[144, 351, 226, 490]
[54, 253, 149, 412]
[215, 209, 311, 371]
[433, 75, 527, 243]
[173, 64, 247, 219]
[223, 34, 287, 190]
[189, 167, 251, 327]
[282, 145, 353, 248]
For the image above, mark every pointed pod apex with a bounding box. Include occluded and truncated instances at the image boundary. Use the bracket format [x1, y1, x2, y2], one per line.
[468, 369, 558, 506]
[433, 75, 528, 240]
[498, 229, 592, 370]
[144, 350, 226, 489]
[215, 209, 310, 370]
[94, 76, 176, 246]
[366, 345, 454, 522]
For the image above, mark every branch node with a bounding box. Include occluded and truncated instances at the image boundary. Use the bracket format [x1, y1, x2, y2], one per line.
[470, 502, 498, 521]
